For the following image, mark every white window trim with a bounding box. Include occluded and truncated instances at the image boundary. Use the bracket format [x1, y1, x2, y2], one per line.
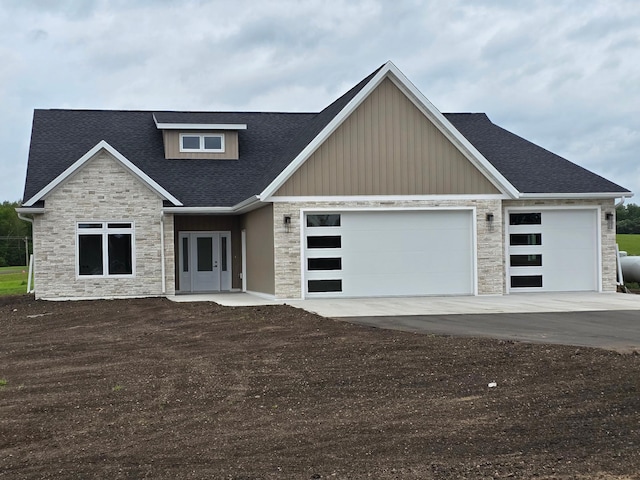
[179, 133, 225, 153]
[76, 221, 136, 278]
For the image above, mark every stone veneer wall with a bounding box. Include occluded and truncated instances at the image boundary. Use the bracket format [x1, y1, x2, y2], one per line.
[33, 152, 175, 299]
[272, 199, 504, 299]
[503, 198, 617, 293]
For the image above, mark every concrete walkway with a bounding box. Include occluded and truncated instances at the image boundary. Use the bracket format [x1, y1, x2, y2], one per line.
[168, 291, 640, 316]
[168, 293, 283, 306]
[290, 292, 640, 317]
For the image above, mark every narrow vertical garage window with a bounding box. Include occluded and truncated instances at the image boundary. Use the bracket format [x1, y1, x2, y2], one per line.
[77, 222, 135, 277]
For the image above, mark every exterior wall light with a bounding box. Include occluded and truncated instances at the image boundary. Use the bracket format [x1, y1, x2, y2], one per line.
[283, 215, 291, 233]
[605, 212, 614, 230]
[486, 213, 494, 232]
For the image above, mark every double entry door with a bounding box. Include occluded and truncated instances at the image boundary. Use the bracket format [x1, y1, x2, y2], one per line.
[179, 231, 232, 292]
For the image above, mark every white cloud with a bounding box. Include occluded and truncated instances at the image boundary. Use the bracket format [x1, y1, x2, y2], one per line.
[1, 0, 639, 201]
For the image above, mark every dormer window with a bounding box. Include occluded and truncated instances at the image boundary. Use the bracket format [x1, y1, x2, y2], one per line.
[180, 133, 225, 153]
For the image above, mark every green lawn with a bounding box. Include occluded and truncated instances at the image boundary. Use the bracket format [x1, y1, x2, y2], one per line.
[617, 234, 640, 256]
[0, 266, 30, 296]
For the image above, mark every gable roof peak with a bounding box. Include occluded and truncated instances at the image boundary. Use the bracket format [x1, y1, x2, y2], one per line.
[259, 62, 520, 199]
[23, 140, 182, 207]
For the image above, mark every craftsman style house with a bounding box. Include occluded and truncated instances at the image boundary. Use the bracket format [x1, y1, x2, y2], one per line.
[18, 62, 631, 300]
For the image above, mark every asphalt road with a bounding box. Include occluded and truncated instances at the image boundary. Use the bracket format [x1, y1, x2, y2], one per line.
[343, 309, 640, 352]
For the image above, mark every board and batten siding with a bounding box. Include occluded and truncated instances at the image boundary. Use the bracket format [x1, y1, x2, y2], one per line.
[162, 130, 239, 160]
[240, 204, 275, 295]
[275, 78, 499, 196]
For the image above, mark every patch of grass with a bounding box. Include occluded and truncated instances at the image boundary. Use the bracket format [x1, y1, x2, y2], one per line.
[0, 379, 7, 388]
[112, 384, 124, 392]
[0, 266, 30, 296]
[617, 234, 640, 256]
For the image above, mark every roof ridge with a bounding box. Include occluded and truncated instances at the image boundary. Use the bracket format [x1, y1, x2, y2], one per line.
[37, 108, 318, 115]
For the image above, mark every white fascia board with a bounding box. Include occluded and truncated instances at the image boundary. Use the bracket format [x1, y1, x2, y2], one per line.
[384, 64, 519, 199]
[162, 196, 262, 215]
[23, 140, 183, 207]
[269, 194, 509, 203]
[163, 207, 237, 214]
[258, 62, 394, 200]
[153, 114, 247, 130]
[518, 192, 634, 199]
[259, 61, 520, 201]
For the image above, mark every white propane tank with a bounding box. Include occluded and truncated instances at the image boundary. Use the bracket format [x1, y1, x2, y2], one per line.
[620, 254, 640, 283]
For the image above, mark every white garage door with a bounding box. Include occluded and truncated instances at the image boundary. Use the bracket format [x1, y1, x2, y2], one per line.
[507, 209, 598, 292]
[303, 210, 475, 298]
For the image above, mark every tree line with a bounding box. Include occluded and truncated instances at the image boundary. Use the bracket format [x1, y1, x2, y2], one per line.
[616, 203, 640, 234]
[0, 201, 32, 267]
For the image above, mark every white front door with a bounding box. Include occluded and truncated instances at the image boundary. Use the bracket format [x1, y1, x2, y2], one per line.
[179, 232, 232, 292]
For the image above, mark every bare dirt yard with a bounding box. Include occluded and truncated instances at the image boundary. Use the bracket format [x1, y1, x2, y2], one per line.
[1, 295, 639, 479]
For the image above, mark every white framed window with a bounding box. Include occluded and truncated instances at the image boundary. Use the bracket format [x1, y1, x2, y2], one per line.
[179, 133, 225, 153]
[76, 222, 135, 277]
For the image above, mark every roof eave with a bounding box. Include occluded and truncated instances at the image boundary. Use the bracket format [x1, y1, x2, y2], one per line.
[517, 192, 633, 199]
[15, 207, 46, 214]
[152, 114, 247, 130]
[162, 196, 262, 215]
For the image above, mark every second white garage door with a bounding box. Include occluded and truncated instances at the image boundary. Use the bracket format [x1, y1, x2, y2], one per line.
[304, 210, 475, 297]
[507, 209, 599, 292]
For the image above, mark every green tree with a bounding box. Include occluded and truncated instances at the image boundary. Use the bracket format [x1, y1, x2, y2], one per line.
[616, 203, 640, 234]
[0, 201, 33, 266]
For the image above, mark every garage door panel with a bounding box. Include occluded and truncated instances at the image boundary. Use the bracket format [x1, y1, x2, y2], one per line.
[343, 272, 472, 297]
[543, 210, 594, 228]
[345, 251, 470, 276]
[342, 235, 470, 257]
[543, 229, 595, 249]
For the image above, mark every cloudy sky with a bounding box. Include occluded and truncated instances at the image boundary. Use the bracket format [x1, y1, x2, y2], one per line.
[1, 0, 639, 202]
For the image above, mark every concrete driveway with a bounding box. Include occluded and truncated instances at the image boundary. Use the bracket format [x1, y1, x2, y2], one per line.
[288, 292, 640, 352]
[175, 291, 640, 351]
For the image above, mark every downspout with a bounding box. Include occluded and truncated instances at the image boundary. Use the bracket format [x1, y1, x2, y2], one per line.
[17, 213, 34, 225]
[614, 198, 625, 291]
[160, 213, 166, 295]
[17, 213, 35, 294]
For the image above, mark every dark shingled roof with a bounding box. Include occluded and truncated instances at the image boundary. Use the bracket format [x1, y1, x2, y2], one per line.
[24, 110, 316, 207]
[444, 113, 628, 194]
[22, 66, 629, 207]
